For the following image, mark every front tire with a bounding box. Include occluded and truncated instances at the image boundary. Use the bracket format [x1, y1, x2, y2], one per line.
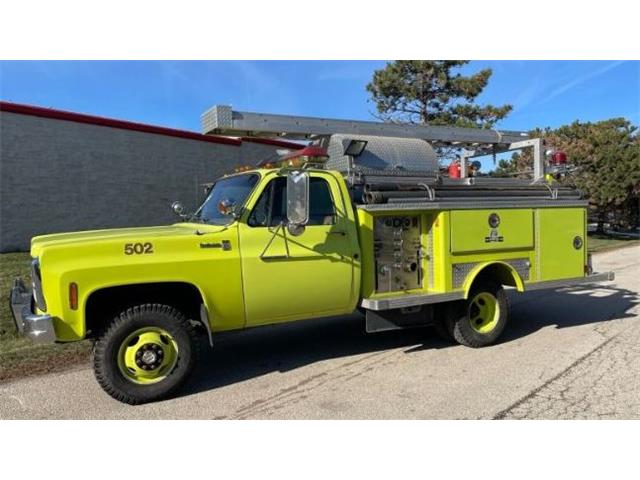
[450, 281, 509, 348]
[93, 303, 198, 404]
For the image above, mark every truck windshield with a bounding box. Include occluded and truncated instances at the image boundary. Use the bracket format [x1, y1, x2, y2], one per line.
[192, 173, 260, 225]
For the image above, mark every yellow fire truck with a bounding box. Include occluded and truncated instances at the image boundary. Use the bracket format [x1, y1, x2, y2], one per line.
[11, 106, 614, 404]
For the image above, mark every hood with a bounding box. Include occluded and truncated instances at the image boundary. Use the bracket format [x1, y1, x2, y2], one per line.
[30, 223, 228, 257]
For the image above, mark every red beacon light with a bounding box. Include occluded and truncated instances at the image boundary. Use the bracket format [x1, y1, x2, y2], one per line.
[448, 159, 461, 179]
[551, 151, 568, 165]
[546, 150, 570, 182]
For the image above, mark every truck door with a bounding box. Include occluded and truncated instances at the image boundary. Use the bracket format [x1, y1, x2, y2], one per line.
[238, 173, 356, 326]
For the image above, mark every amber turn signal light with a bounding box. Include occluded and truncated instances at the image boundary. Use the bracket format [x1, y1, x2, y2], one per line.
[69, 282, 78, 310]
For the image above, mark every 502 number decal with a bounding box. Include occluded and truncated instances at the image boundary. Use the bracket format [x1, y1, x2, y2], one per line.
[124, 242, 154, 255]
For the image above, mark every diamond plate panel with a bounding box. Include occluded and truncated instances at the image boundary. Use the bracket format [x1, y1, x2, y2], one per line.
[452, 262, 481, 289]
[326, 134, 438, 176]
[508, 258, 531, 282]
[201, 105, 233, 134]
[452, 258, 531, 289]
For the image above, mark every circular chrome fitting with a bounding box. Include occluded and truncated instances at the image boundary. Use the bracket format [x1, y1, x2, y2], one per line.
[573, 235, 583, 250]
[488, 213, 500, 228]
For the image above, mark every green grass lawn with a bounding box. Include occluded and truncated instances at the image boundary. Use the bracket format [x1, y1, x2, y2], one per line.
[0, 253, 91, 382]
[587, 233, 640, 253]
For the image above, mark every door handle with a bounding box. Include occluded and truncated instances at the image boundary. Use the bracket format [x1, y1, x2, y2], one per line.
[327, 231, 346, 236]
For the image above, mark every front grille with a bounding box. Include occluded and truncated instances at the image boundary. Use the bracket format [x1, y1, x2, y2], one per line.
[30, 258, 47, 312]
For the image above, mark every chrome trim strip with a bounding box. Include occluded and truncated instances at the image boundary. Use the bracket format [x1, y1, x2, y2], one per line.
[525, 272, 615, 292]
[358, 199, 589, 212]
[361, 291, 465, 311]
[30, 258, 47, 312]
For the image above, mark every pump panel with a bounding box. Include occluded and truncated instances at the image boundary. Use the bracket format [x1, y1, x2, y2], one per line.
[374, 215, 422, 293]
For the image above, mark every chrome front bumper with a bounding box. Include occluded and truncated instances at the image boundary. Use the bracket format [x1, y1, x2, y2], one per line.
[10, 278, 57, 344]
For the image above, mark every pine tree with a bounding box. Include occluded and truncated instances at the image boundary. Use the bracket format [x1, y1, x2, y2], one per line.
[551, 119, 640, 231]
[366, 61, 512, 128]
[495, 119, 640, 230]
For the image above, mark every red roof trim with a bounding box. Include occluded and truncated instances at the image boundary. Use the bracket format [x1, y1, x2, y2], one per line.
[0, 101, 242, 146]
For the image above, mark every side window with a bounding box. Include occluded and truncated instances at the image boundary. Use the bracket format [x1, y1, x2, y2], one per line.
[248, 176, 336, 227]
[248, 178, 286, 227]
[308, 178, 336, 226]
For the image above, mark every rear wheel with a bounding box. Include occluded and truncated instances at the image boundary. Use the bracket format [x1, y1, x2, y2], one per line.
[450, 281, 508, 348]
[432, 302, 461, 342]
[93, 303, 198, 404]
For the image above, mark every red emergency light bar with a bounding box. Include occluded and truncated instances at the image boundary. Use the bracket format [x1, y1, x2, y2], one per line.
[275, 146, 329, 168]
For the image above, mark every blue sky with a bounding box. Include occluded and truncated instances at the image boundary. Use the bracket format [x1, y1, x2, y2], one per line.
[1, 60, 638, 134]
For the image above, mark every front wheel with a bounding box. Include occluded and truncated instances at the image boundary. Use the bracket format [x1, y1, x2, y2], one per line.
[93, 304, 198, 404]
[450, 281, 509, 348]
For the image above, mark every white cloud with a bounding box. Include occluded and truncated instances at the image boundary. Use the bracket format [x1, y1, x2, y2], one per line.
[542, 61, 626, 103]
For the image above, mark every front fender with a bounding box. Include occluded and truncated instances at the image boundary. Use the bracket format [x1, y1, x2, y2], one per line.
[35, 224, 245, 342]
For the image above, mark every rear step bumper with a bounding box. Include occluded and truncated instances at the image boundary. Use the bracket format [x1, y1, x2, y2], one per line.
[524, 271, 615, 292]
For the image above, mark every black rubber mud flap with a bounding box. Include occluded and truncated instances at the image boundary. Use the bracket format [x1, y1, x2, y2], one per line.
[365, 306, 433, 333]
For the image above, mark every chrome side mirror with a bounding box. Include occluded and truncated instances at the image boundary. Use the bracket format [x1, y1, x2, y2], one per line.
[217, 198, 236, 216]
[286, 171, 309, 236]
[171, 201, 186, 218]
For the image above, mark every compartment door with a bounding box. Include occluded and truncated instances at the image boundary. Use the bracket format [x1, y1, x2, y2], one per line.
[537, 208, 585, 280]
[450, 209, 534, 254]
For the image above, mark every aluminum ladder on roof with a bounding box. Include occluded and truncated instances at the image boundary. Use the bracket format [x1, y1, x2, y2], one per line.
[201, 104, 546, 181]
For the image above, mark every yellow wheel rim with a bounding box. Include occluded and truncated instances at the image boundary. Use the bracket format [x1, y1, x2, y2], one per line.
[117, 327, 179, 385]
[468, 292, 500, 334]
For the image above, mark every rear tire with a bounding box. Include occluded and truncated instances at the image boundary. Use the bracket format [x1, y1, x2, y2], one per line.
[450, 281, 509, 348]
[432, 302, 460, 342]
[93, 303, 198, 404]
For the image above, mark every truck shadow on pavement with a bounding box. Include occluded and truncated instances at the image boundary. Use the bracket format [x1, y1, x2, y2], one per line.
[181, 284, 638, 398]
[500, 284, 638, 343]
